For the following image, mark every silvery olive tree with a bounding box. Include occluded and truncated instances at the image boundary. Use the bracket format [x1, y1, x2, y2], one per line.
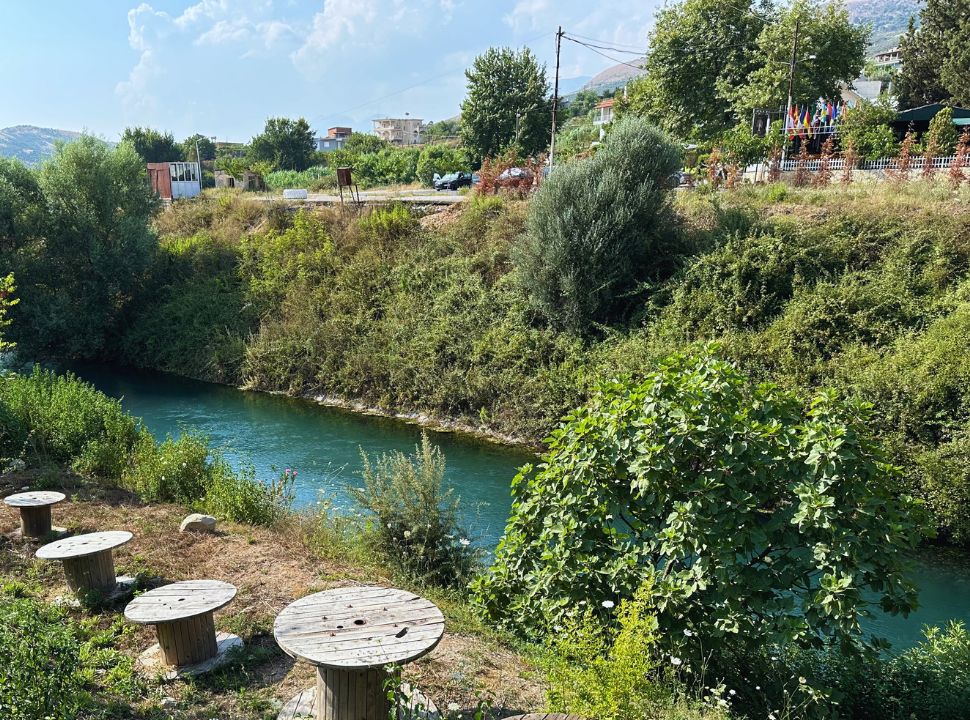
[472, 346, 926, 661]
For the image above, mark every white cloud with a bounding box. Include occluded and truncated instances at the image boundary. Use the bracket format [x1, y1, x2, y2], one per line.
[290, 0, 441, 78]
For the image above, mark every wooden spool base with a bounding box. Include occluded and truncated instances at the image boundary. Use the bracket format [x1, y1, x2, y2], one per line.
[19, 505, 53, 538]
[157, 611, 219, 666]
[277, 681, 438, 720]
[137, 631, 242, 681]
[62, 549, 119, 593]
[53, 575, 136, 607]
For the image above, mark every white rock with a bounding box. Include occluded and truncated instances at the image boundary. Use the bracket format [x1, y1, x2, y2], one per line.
[179, 513, 217, 534]
[160, 696, 177, 709]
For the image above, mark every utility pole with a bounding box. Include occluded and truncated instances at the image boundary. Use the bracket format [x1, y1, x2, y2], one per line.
[549, 26, 563, 170]
[782, 16, 801, 163]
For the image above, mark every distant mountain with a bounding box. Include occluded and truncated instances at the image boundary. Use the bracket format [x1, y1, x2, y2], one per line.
[0, 125, 88, 165]
[846, 0, 922, 51]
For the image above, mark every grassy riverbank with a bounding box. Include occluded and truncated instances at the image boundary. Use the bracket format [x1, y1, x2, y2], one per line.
[95, 182, 970, 544]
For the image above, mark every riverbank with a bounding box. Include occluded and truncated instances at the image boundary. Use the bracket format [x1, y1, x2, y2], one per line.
[0, 467, 545, 719]
[96, 183, 970, 545]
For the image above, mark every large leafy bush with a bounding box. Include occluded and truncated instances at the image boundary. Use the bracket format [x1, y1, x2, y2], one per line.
[515, 116, 682, 333]
[473, 346, 925, 660]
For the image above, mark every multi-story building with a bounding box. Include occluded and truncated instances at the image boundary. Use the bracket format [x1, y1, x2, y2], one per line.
[316, 127, 352, 153]
[372, 117, 425, 145]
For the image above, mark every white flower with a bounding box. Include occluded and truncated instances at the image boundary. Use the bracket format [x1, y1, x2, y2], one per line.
[459, 538, 471, 547]
[729, 689, 736, 696]
[683, 628, 693, 637]
[670, 656, 682, 666]
[755, 686, 761, 691]
[601, 600, 615, 609]
[403, 530, 412, 538]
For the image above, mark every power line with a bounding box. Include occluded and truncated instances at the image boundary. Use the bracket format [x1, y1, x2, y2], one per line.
[561, 31, 646, 53]
[561, 34, 648, 71]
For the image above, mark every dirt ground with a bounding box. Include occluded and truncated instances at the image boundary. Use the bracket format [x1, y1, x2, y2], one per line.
[0, 471, 546, 719]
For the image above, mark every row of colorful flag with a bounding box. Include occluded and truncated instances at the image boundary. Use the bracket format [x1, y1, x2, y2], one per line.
[785, 101, 851, 139]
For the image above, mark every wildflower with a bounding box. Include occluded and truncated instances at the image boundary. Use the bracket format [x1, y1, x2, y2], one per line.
[729, 689, 736, 696]
[683, 628, 693, 637]
[755, 686, 761, 691]
[459, 538, 471, 547]
[670, 656, 682, 666]
[404, 530, 412, 538]
[293, 471, 298, 477]
[601, 600, 615, 609]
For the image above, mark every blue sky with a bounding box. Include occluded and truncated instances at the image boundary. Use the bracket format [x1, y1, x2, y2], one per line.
[0, 1, 660, 143]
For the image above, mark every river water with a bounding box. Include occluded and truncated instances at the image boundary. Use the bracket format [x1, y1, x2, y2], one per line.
[73, 364, 970, 650]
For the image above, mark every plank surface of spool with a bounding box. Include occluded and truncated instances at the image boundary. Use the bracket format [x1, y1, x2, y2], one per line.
[274, 585, 444, 720]
[36, 530, 133, 595]
[501, 715, 587, 720]
[4, 490, 66, 538]
[125, 579, 242, 679]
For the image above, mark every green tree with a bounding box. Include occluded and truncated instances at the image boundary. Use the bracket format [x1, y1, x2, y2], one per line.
[180, 134, 216, 163]
[719, 123, 767, 166]
[727, 0, 869, 121]
[343, 132, 389, 155]
[839, 99, 900, 160]
[249, 117, 316, 171]
[0, 157, 45, 251]
[416, 144, 468, 185]
[514, 117, 681, 333]
[460, 47, 551, 161]
[897, 0, 970, 109]
[120, 126, 182, 163]
[927, 107, 960, 156]
[13, 137, 159, 357]
[0, 273, 16, 352]
[623, 0, 770, 140]
[422, 119, 460, 143]
[473, 347, 925, 660]
[565, 89, 604, 120]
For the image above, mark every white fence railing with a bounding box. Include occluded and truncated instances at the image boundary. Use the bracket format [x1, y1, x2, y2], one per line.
[780, 155, 959, 173]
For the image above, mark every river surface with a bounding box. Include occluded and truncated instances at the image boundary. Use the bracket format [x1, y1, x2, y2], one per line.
[73, 364, 970, 651]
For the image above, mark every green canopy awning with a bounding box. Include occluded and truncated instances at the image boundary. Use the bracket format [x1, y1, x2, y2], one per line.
[895, 103, 970, 123]
[954, 118, 970, 126]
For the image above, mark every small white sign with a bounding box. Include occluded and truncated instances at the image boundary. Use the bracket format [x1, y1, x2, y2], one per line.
[283, 188, 308, 200]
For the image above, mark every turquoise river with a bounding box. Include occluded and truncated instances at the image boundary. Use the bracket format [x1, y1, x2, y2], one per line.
[75, 364, 970, 651]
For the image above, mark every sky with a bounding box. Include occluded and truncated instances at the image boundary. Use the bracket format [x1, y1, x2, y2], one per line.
[0, 0, 661, 143]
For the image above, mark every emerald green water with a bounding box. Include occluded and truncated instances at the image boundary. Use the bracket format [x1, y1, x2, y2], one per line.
[74, 364, 970, 650]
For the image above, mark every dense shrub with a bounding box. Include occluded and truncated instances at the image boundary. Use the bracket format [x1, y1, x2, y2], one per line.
[263, 165, 332, 190]
[204, 464, 295, 526]
[123, 430, 212, 504]
[473, 347, 924, 661]
[0, 597, 87, 719]
[515, 117, 682, 332]
[545, 580, 728, 720]
[416, 144, 469, 186]
[350, 433, 478, 585]
[0, 366, 140, 477]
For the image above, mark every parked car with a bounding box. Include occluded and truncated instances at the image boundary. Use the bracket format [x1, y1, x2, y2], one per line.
[434, 171, 474, 191]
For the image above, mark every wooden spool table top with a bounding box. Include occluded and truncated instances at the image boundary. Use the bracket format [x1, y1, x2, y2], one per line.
[125, 579, 237, 624]
[274, 585, 445, 669]
[36, 530, 133, 560]
[4, 491, 66, 508]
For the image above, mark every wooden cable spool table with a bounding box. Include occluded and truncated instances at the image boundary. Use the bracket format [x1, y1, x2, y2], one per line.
[36, 530, 133, 595]
[125, 579, 242, 678]
[274, 585, 445, 720]
[4, 490, 66, 538]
